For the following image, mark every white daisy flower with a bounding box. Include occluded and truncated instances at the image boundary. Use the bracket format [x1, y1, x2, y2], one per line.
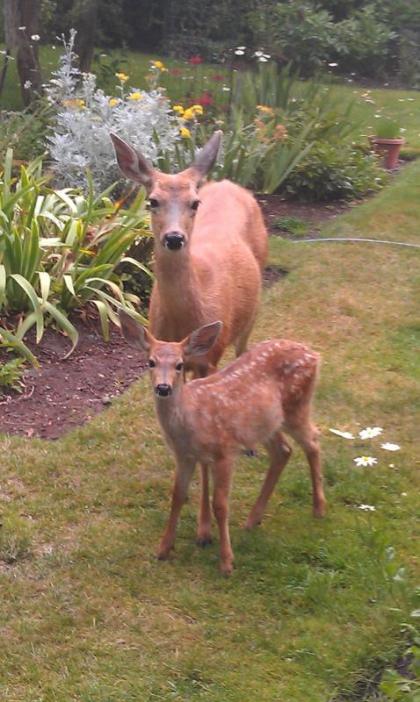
[328, 62, 338, 67]
[258, 56, 269, 62]
[354, 456, 378, 467]
[234, 49, 245, 56]
[329, 428, 355, 439]
[31, 34, 40, 41]
[358, 504, 376, 512]
[381, 443, 401, 451]
[359, 427, 383, 440]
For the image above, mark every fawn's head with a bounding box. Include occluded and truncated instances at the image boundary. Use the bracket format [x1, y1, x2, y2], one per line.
[111, 131, 222, 252]
[119, 311, 222, 398]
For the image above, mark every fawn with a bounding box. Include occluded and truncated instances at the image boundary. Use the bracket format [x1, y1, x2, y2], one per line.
[120, 311, 326, 576]
[111, 131, 268, 377]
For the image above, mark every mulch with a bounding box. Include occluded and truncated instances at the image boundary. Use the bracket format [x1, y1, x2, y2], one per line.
[0, 195, 351, 440]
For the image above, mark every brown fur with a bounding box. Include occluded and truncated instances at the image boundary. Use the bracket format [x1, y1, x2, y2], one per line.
[119, 312, 326, 576]
[111, 132, 268, 374]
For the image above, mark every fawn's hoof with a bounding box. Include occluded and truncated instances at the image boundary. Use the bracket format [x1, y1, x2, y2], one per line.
[156, 544, 173, 560]
[243, 448, 257, 458]
[244, 515, 262, 530]
[313, 502, 327, 518]
[219, 560, 234, 577]
[196, 535, 213, 547]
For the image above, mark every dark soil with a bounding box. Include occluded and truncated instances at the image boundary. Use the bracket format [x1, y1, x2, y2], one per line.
[0, 196, 351, 440]
[0, 318, 147, 440]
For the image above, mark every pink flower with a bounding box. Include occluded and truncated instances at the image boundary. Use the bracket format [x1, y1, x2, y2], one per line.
[188, 55, 203, 66]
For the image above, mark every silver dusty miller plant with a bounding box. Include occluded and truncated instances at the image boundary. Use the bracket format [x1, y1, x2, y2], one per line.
[46, 30, 181, 192]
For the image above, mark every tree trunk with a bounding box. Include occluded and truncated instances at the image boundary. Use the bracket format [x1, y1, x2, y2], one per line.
[3, 0, 42, 107]
[74, 0, 98, 73]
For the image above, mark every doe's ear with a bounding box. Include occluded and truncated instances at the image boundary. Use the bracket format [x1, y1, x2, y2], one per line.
[182, 321, 223, 358]
[119, 309, 153, 353]
[110, 133, 154, 190]
[188, 130, 222, 183]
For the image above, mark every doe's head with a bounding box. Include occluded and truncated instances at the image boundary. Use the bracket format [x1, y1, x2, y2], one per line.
[110, 131, 222, 252]
[119, 310, 222, 398]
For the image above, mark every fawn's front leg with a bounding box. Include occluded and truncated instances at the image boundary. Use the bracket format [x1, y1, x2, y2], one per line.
[212, 457, 234, 575]
[157, 458, 196, 560]
[196, 463, 212, 546]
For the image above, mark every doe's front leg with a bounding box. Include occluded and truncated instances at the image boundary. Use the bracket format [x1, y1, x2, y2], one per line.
[157, 458, 196, 560]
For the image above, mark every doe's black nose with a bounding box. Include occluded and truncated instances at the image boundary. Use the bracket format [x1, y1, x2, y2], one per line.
[155, 383, 172, 397]
[164, 232, 185, 250]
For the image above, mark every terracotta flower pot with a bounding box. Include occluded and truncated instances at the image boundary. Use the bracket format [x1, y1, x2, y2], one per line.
[369, 136, 405, 170]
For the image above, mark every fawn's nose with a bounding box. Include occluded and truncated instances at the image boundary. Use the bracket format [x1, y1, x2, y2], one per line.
[155, 383, 172, 397]
[164, 232, 185, 250]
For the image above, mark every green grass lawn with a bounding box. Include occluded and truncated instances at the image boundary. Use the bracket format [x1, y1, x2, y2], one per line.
[0, 152, 419, 699]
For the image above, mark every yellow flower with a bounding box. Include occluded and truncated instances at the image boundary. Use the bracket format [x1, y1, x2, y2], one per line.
[151, 60, 166, 71]
[128, 91, 143, 101]
[190, 104, 204, 115]
[256, 104, 274, 115]
[109, 98, 119, 107]
[183, 108, 195, 121]
[115, 72, 129, 83]
[62, 98, 85, 109]
[180, 127, 191, 139]
[172, 104, 185, 115]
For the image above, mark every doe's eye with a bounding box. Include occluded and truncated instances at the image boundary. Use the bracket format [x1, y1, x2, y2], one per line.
[148, 198, 159, 209]
[148, 358, 156, 368]
[175, 362, 184, 372]
[191, 200, 200, 212]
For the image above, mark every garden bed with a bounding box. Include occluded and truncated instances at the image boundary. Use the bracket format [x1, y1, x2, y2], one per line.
[0, 197, 351, 440]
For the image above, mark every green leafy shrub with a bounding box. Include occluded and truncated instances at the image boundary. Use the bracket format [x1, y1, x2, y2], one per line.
[0, 358, 26, 394]
[284, 143, 387, 202]
[273, 216, 309, 237]
[0, 100, 53, 163]
[0, 148, 152, 360]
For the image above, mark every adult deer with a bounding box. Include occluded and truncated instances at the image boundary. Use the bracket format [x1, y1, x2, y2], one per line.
[110, 131, 268, 377]
[120, 312, 326, 576]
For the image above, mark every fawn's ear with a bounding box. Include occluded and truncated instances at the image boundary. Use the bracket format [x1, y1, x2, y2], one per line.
[110, 133, 155, 190]
[185, 130, 222, 184]
[182, 321, 223, 357]
[119, 310, 153, 353]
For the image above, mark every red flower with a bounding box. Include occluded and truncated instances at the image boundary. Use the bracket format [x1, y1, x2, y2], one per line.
[211, 73, 225, 82]
[195, 91, 214, 107]
[188, 55, 203, 66]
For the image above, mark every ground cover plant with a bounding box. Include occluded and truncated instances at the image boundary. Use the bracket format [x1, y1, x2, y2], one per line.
[0, 148, 418, 702]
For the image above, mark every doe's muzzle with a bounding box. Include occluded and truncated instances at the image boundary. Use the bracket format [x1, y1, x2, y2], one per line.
[164, 232, 185, 250]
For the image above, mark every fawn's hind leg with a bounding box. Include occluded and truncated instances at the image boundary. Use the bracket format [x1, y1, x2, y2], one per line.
[286, 421, 326, 518]
[245, 431, 292, 529]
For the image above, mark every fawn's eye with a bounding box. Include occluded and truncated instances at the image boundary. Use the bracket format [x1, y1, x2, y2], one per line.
[148, 198, 159, 209]
[148, 358, 156, 368]
[191, 200, 200, 212]
[175, 361, 184, 372]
